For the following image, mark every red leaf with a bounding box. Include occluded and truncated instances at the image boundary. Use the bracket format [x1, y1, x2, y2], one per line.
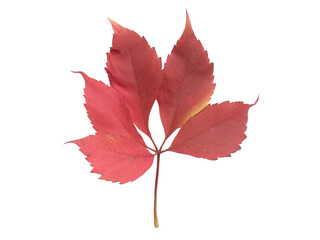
[169, 100, 257, 160]
[157, 12, 215, 138]
[74, 71, 145, 146]
[70, 134, 154, 184]
[69, 12, 257, 227]
[106, 19, 163, 136]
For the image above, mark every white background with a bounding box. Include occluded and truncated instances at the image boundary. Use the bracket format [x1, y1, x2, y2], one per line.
[1, 0, 320, 239]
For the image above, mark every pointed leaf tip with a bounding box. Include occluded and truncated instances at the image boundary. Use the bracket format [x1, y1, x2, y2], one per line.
[71, 71, 85, 78]
[71, 70, 86, 76]
[185, 9, 190, 23]
[184, 10, 193, 34]
[108, 18, 121, 34]
[252, 95, 259, 106]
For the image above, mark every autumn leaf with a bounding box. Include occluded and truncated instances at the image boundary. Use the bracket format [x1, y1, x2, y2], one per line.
[70, 134, 154, 184]
[106, 19, 163, 138]
[169, 100, 258, 159]
[69, 11, 257, 228]
[157, 12, 215, 139]
[69, 72, 154, 183]
[73, 71, 146, 145]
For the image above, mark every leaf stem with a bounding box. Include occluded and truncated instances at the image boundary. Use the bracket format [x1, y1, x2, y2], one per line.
[159, 148, 169, 154]
[149, 136, 159, 152]
[145, 146, 156, 152]
[154, 153, 160, 228]
[159, 135, 170, 152]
